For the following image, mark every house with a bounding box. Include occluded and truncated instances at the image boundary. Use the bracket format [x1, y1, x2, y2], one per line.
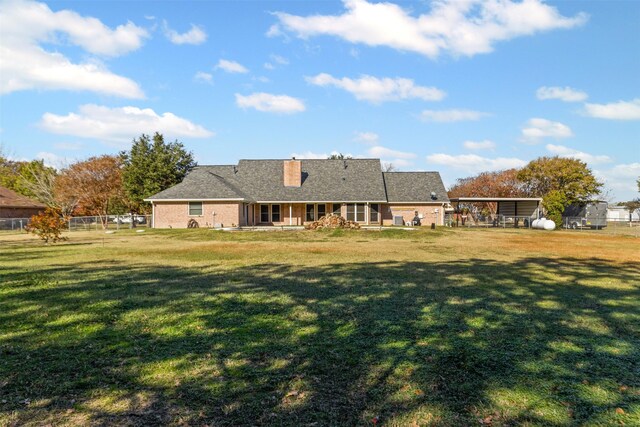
[607, 205, 640, 222]
[146, 158, 449, 228]
[0, 185, 46, 219]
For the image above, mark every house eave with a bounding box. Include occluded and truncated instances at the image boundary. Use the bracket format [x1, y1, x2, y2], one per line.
[145, 198, 246, 202]
[254, 200, 388, 204]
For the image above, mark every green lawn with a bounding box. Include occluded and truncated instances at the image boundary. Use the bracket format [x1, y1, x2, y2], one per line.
[1, 228, 638, 426]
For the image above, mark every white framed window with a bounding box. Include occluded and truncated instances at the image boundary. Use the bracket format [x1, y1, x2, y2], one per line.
[260, 204, 269, 222]
[306, 204, 315, 221]
[189, 202, 203, 216]
[332, 203, 341, 216]
[271, 204, 281, 222]
[317, 204, 326, 219]
[260, 204, 281, 223]
[346, 203, 366, 222]
[370, 204, 380, 223]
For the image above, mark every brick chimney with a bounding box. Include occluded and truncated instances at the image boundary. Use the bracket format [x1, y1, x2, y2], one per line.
[283, 158, 301, 187]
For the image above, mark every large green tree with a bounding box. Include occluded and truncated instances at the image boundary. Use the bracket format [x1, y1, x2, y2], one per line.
[517, 156, 602, 225]
[0, 154, 58, 202]
[120, 133, 196, 212]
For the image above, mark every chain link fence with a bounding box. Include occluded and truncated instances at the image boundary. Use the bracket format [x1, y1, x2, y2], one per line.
[68, 215, 152, 231]
[0, 217, 32, 233]
[0, 215, 152, 235]
[561, 219, 640, 237]
[444, 213, 535, 228]
[442, 213, 639, 237]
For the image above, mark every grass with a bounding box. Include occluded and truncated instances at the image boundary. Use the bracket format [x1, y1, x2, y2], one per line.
[0, 227, 638, 426]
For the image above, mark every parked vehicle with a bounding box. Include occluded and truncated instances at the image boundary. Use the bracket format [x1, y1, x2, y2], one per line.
[112, 215, 146, 224]
[563, 201, 608, 229]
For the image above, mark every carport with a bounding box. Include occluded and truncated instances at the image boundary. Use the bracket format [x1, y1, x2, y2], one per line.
[449, 197, 542, 227]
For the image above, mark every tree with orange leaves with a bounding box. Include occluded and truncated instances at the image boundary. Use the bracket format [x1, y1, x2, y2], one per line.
[54, 155, 124, 227]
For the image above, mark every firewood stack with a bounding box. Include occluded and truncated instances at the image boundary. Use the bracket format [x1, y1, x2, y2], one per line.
[305, 214, 360, 230]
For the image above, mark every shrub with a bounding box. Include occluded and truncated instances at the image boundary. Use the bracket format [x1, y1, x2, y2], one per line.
[542, 190, 566, 227]
[26, 208, 67, 243]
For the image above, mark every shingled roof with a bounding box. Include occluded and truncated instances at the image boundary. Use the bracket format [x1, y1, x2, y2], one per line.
[383, 172, 449, 203]
[0, 185, 46, 209]
[147, 159, 448, 203]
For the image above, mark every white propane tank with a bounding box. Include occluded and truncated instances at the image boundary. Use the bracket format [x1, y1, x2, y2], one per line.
[532, 219, 540, 228]
[536, 218, 546, 229]
[543, 219, 556, 230]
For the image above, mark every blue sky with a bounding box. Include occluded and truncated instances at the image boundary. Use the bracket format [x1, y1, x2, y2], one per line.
[1, 0, 639, 201]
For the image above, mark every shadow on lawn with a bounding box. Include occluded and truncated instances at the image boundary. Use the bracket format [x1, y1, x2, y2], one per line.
[1, 257, 639, 426]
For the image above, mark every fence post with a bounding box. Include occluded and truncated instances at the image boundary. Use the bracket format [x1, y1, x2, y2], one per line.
[69, 218, 71, 232]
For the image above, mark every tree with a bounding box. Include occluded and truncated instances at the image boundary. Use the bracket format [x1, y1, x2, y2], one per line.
[18, 160, 59, 202]
[449, 169, 526, 199]
[55, 155, 124, 226]
[328, 153, 352, 160]
[0, 156, 57, 201]
[517, 157, 602, 201]
[448, 169, 527, 216]
[26, 207, 67, 243]
[121, 133, 196, 213]
[517, 156, 602, 226]
[382, 162, 397, 172]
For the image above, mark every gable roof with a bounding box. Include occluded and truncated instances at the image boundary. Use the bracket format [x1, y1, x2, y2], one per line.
[147, 159, 448, 204]
[0, 185, 46, 209]
[383, 172, 449, 203]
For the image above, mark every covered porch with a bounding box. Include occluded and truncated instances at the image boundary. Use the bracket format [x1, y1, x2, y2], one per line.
[247, 202, 384, 226]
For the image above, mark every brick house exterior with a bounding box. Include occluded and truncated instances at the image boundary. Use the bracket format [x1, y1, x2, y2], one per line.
[0, 185, 46, 219]
[146, 159, 449, 228]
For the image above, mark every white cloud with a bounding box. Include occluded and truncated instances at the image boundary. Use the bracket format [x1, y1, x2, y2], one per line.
[354, 131, 379, 144]
[271, 0, 587, 59]
[463, 140, 496, 150]
[235, 92, 305, 114]
[163, 21, 207, 45]
[0, 0, 147, 97]
[545, 144, 612, 165]
[536, 86, 587, 102]
[584, 98, 640, 120]
[290, 150, 352, 159]
[264, 54, 289, 70]
[216, 59, 249, 74]
[594, 163, 640, 201]
[40, 104, 214, 143]
[36, 151, 68, 169]
[194, 71, 213, 84]
[306, 73, 445, 103]
[426, 153, 526, 173]
[520, 118, 573, 144]
[368, 145, 416, 160]
[420, 109, 488, 122]
[291, 151, 330, 159]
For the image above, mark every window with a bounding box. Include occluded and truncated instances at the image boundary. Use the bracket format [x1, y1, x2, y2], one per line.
[370, 204, 379, 223]
[260, 204, 269, 223]
[306, 204, 315, 221]
[346, 203, 355, 221]
[189, 202, 203, 216]
[271, 204, 281, 222]
[332, 203, 341, 216]
[346, 203, 366, 222]
[317, 204, 326, 219]
[356, 203, 365, 222]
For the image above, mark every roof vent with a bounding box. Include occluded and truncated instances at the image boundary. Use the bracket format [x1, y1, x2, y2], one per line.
[343, 160, 348, 169]
[430, 191, 437, 200]
[233, 165, 238, 174]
